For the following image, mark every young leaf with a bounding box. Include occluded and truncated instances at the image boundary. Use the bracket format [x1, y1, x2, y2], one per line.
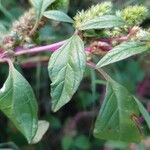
[96, 41, 149, 68]
[44, 10, 73, 23]
[48, 34, 86, 112]
[134, 97, 150, 129]
[0, 62, 38, 143]
[31, 0, 56, 20]
[94, 78, 143, 142]
[78, 15, 125, 30]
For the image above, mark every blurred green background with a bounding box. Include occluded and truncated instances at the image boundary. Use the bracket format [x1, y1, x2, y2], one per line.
[0, 0, 150, 150]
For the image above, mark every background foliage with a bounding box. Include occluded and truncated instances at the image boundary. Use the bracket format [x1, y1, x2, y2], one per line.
[0, 0, 150, 149]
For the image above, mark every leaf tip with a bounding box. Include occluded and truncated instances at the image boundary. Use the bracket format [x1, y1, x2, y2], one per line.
[52, 105, 60, 112]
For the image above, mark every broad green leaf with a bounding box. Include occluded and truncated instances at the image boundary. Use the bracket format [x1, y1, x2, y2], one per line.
[44, 10, 73, 23]
[0, 62, 38, 143]
[78, 15, 125, 30]
[48, 34, 86, 112]
[96, 41, 149, 68]
[31, 0, 56, 20]
[94, 78, 143, 142]
[31, 120, 50, 144]
[134, 97, 150, 129]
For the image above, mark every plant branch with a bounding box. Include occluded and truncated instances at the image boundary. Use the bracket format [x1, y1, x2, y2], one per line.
[87, 61, 110, 81]
[15, 40, 67, 56]
[15, 39, 92, 57]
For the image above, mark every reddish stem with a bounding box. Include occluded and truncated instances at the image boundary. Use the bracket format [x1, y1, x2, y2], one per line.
[15, 40, 67, 56]
[15, 40, 92, 57]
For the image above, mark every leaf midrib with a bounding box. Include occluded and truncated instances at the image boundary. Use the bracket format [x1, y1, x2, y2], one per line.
[110, 83, 122, 140]
[53, 39, 75, 109]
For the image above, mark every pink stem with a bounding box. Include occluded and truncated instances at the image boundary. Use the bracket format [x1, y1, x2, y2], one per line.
[15, 39, 92, 56]
[15, 40, 67, 56]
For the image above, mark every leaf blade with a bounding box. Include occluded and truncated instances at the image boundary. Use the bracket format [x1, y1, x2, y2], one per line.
[96, 41, 149, 68]
[31, 0, 56, 20]
[48, 35, 86, 112]
[94, 79, 143, 142]
[44, 10, 73, 23]
[78, 15, 125, 30]
[31, 120, 50, 144]
[134, 97, 150, 129]
[0, 63, 38, 143]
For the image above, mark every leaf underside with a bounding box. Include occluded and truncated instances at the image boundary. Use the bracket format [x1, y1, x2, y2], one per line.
[79, 15, 125, 30]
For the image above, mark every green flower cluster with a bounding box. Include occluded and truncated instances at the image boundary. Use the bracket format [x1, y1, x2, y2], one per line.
[120, 6, 148, 26]
[74, 2, 112, 29]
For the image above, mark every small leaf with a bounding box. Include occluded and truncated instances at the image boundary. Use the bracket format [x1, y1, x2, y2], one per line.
[96, 41, 149, 68]
[0, 62, 38, 143]
[78, 15, 125, 30]
[31, 0, 56, 20]
[44, 10, 73, 23]
[94, 78, 143, 142]
[48, 34, 86, 112]
[31, 120, 50, 144]
[134, 97, 150, 129]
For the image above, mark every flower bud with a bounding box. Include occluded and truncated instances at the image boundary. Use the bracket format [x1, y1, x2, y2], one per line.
[120, 6, 148, 26]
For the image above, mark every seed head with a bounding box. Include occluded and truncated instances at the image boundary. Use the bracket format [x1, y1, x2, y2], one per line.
[120, 6, 148, 26]
[74, 2, 112, 29]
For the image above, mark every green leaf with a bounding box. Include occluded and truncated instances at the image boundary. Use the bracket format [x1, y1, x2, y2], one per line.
[96, 41, 149, 68]
[78, 15, 125, 30]
[48, 34, 86, 112]
[94, 78, 143, 142]
[31, 0, 56, 20]
[31, 120, 50, 144]
[134, 97, 150, 129]
[44, 10, 73, 23]
[0, 62, 38, 143]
